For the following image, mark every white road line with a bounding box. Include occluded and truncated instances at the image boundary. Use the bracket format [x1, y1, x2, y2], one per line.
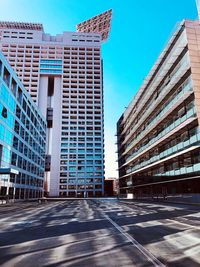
[167, 218, 200, 230]
[98, 207, 165, 267]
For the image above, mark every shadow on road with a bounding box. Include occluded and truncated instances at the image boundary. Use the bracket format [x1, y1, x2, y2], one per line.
[0, 200, 200, 267]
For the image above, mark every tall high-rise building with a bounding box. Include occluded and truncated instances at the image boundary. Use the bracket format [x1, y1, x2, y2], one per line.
[0, 10, 112, 197]
[117, 20, 200, 202]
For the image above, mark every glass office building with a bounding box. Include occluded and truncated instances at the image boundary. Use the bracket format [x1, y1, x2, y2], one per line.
[0, 52, 46, 199]
[117, 20, 200, 202]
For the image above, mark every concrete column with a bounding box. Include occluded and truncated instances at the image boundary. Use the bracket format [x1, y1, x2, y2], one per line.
[49, 77, 62, 197]
[13, 187, 16, 200]
[38, 76, 48, 118]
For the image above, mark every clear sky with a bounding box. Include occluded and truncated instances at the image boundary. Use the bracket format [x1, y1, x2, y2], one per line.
[0, 0, 198, 178]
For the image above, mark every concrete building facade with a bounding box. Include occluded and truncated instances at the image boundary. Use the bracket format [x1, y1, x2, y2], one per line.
[0, 51, 46, 199]
[0, 10, 112, 197]
[117, 20, 200, 202]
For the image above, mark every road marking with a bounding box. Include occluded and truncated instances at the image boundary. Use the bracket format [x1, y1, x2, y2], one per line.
[98, 206, 165, 267]
[167, 218, 200, 230]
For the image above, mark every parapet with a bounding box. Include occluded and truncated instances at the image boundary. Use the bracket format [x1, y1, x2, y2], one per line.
[0, 21, 44, 31]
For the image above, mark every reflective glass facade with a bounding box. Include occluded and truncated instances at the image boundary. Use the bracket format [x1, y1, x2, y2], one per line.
[117, 20, 200, 201]
[0, 52, 46, 199]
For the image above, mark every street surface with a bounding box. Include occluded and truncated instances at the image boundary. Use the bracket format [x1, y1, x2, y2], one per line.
[0, 199, 200, 267]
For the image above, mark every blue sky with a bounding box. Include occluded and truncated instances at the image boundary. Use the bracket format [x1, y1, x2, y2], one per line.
[0, 0, 198, 177]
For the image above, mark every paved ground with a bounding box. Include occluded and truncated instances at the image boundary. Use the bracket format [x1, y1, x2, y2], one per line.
[0, 199, 200, 267]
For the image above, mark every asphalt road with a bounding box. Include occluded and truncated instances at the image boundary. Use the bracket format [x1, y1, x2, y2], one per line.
[0, 199, 200, 267]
